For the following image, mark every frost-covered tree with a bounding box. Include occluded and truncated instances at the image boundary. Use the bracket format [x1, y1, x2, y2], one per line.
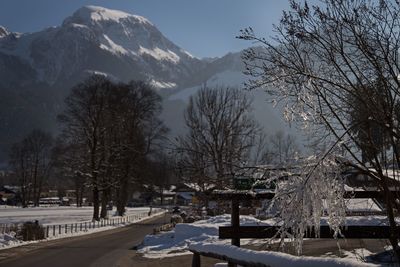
[240, 0, 400, 257]
[271, 155, 345, 254]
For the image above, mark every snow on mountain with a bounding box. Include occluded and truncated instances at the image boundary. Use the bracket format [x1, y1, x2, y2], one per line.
[99, 34, 129, 55]
[0, 6, 203, 87]
[66, 5, 151, 25]
[150, 79, 177, 89]
[0, 5, 301, 162]
[139, 46, 180, 63]
[62, 5, 196, 68]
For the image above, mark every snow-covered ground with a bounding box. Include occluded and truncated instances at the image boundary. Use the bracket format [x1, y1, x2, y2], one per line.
[0, 206, 152, 225]
[138, 215, 269, 258]
[0, 206, 165, 250]
[138, 214, 391, 265]
[189, 243, 376, 267]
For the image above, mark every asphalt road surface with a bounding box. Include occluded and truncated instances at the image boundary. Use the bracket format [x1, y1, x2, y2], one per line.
[0, 213, 170, 267]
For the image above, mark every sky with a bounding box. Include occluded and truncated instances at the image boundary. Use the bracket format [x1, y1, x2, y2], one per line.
[0, 0, 293, 58]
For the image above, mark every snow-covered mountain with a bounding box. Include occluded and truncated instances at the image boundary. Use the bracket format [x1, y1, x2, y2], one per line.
[0, 6, 295, 162]
[0, 5, 207, 89]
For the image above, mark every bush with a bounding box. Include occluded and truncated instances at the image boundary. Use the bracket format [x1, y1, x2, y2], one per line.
[18, 221, 45, 241]
[170, 215, 183, 225]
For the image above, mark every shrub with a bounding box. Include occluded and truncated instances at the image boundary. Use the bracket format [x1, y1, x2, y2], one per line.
[18, 221, 45, 241]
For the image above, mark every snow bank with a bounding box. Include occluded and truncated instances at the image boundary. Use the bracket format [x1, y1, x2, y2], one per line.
[138, 214, 392, 261]
[138, 215, 268, 258]
[0, 232, 22, 249]
[189, 243, 377, 267]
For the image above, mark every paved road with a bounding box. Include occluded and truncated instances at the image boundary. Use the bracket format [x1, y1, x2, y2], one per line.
[0, 213, 170, 267]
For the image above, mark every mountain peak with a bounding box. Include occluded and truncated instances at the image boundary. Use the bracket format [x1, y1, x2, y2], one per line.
[63, 5, 152, 26]
[0, 26, 9, 38]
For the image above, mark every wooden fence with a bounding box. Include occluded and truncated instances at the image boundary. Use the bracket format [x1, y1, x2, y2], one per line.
[188, 190, 400, 267]
[219, 225, 400, 239]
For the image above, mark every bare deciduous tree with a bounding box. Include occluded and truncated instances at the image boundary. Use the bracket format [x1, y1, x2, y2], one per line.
[240, 0, 400, 257]
[263, 130, 299, 165]
[177, 86, 262, 189]
[9, 129, 53, 207]
[58, 76, 167, 219]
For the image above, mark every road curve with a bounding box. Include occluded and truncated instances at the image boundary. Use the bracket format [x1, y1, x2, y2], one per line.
[0, 213, 170, 267]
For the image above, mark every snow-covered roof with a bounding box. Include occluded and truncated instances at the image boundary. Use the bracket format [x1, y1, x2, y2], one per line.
[176, 192, 193, 200]
[183, 183, 216, 192]
[345, 198, 382, 212]
[162, 189, 176, 196]
[2, 185, 20, 193]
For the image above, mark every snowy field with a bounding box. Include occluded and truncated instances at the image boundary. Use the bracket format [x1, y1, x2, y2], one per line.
[0, 206, 165, 250]
[138, 214, 391, 265]
[0, 206, 154, 225]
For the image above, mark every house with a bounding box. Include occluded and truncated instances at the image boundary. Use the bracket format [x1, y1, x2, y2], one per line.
[0, 185, 21, 205]
[176, 192, 194, 206]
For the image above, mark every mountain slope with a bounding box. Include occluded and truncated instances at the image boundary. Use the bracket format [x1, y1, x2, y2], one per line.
[0, 6, 296, 163]
[0, 6, 205, 89]
[165, 51, 295, 138]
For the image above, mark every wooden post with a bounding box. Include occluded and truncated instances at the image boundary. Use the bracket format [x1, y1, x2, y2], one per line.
[231, 199, 240, 247]
[229, 199, 240, 267]
[53, 225, 55, 236]
[46, 226, 49, 238]
[59, 225, 61, 235]
[192, 252, 201, 267]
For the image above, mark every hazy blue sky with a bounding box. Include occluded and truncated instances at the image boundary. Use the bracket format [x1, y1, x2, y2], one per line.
[0, 0, 294, 58]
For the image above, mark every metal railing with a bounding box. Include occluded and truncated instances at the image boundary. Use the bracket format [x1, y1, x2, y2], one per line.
[0, 209, 164, 239]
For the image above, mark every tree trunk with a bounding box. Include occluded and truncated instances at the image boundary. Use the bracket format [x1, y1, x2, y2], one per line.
[78, 187, 84, 207]
[92, 186, 100, 221]
[100, 190, 108, 219]
[33, 158, 39, 207]
[21, 185, 27, 208]
[382, 180, 400, 260]
[116, 187, 127, 216]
